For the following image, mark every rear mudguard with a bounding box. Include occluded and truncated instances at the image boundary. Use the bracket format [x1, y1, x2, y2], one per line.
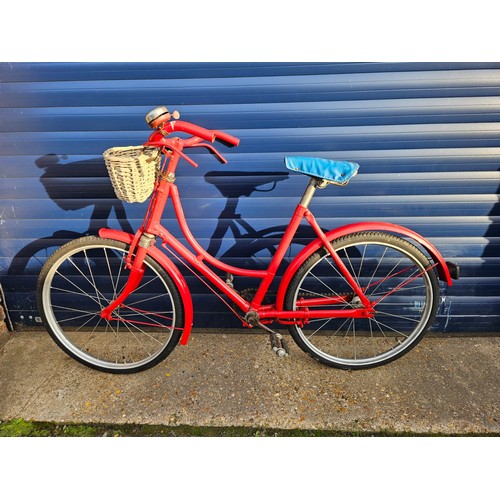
[99, 228, 193, 345]
[275, 221, 454, 311]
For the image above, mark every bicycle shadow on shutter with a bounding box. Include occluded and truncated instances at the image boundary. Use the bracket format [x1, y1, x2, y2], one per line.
[6, 154, 135, 325]
[205, 170, 324, 269]
[35, 154, 134, 235]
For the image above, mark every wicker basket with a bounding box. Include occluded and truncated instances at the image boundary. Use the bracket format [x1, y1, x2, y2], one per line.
[103, 146, 160, 203]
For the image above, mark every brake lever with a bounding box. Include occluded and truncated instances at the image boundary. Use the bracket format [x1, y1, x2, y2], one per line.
[163, 143, 199, 168]
[190, 143, 227, 164]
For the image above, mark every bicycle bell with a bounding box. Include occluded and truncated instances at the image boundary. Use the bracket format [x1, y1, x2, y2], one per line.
[145, 106, 180, 129]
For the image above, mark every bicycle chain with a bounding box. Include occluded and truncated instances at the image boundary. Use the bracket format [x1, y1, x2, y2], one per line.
[240, 288, 270, 303]
[239, 288, 352, 302]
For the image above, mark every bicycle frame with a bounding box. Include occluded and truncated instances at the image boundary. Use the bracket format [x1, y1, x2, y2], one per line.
[99, 124, 455, 346]
[103, 166, 366, 291]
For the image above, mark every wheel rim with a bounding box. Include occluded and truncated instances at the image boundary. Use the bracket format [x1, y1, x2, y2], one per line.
[42, 242, 177, 371]
[291, 238, 436, 367]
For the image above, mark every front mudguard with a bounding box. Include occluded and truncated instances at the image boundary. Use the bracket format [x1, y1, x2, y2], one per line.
[99, 228, 193, 345]
[275, 221, 455, 311]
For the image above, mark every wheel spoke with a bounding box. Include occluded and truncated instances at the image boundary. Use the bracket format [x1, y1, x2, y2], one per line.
[307, 271, 353, 307]
[366, 246, 387, 291]
[369, 317, 410, 338]
[56, 311, 98, 324]
[126, 292, 171, 308]
[369, 255, 406, 298]
[306, 317, 333, 340]
[83, 249, 103, 309]
[66, 257, 109, 303]
[376, 310, 421, 323]
[53, 270, 104, 308]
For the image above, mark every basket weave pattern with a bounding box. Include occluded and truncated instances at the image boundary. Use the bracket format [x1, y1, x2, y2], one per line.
[103, 146, 160, 203]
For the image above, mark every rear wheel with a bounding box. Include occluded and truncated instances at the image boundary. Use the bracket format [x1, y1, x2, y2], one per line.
[37, 236, 184, 373]
[284, 232, 440, 369]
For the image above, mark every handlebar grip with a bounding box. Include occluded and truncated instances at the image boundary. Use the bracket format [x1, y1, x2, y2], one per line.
[214, 130, 240, 147]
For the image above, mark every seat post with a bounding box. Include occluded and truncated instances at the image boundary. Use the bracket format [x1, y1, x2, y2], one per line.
[299, 177, 323, 208]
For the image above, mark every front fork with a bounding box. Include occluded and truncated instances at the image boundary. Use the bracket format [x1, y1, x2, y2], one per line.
[100, 233, 150, 320]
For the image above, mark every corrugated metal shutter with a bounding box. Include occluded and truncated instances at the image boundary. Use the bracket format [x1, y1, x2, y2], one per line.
[1, 62, 499, 332]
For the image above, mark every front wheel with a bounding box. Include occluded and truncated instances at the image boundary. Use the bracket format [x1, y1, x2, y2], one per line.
[37, 236, 184, 373]
[284, 232, 440, 369]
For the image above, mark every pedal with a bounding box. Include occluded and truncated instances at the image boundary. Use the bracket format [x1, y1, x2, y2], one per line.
[269, 331, 289, 357]
[244, 311, 290, 358]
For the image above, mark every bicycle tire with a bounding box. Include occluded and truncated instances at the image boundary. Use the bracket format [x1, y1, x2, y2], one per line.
[37, 236, 184, 373]
[284, 231, 440, 369]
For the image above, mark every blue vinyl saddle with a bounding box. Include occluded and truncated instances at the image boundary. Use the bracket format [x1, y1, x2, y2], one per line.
[285, 156, 359, 186]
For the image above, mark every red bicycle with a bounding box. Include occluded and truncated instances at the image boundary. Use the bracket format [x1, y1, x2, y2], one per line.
[37, 106, 459, 373]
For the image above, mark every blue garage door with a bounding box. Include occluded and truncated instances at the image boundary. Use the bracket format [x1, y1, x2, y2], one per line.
[0, 62, 499, 332]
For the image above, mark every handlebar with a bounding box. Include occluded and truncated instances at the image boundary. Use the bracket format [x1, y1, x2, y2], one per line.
[145, 106, 240, 148]
[163, 120, 240, 147]
[143, 107, 240, 168]
[166, 120, 215, 143]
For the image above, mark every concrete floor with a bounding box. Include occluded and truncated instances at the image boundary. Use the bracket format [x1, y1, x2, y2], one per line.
[1, 329, 499, 434]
